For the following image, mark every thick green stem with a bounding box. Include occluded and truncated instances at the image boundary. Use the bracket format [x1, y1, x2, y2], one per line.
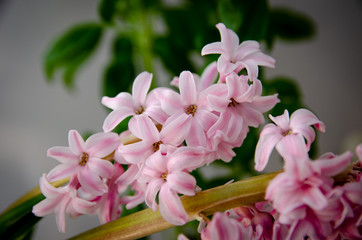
[69, 171, 280, 240]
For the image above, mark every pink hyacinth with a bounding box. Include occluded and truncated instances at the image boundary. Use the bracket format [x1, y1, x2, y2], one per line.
[32, 175, 95, 232]
[102, 71, 168, 132]
[139, 147, 205, 225]
[201, 23, 275, 81]
[254, 108, 325, 171]
[46, 130, 120, 195]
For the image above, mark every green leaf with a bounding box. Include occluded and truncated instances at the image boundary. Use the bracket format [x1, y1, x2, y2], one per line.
[269, 8, 315, 41]
[98, 0, 118, 23]
[0, 194, 44, 239]
[263, 76, 304, 117]
[103, 37, 135, 98]
[44, 23, 103, 89]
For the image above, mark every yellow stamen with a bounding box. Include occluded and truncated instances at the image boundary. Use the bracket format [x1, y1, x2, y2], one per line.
[185, 104, 197, 116]
[152, 141, 163, 152]
[136, 106, 145, 115]
[79, 153, 89, 166]
[228, 98, 239, 107]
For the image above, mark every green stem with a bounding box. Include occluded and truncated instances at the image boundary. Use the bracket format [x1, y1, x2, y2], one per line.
[69, 171, 280, 240]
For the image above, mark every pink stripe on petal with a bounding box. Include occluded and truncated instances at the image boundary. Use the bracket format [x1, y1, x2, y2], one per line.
[85, 132, 120, 157]
[145, 179, 164, 211]
[78, 167, 108, 195]
[103, 108, 134, 133]
[290, 109, 325, 132]
[201, 42, 223, 56]
[159, 185, 188, 225]
[132, 71, 152, 107]
[33, 198, 59, 216]
[55, 197, 70, 233]
[87, 157, 114, 178]
[254, 133, 283, 171]
[118, 141, 152, 164]
[47, 146, 79, 164]
[134, 115, 160, 142]
[72, 197, 96, 214]
[313, 151, 353, 177]
[101, 92, 133, 110]
[269, 110, 290, 130]
[39, 174, 62, 198]
[179, 71, 197, 105]
[161, 114, 192, 146]
[47, 163, 78, 181]
[167, 171, 196, 196]
[68, 130, 85, 155]
[303, 188, 328, 210]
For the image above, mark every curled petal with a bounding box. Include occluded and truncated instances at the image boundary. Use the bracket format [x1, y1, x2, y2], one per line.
[290, 108, 325, 132]
[118, 141, 152, 164]
[159, 185, 188, 225]
[145, 179, 164, 211]
[161, 114, 192, 146]
[269, 110, 290, 131]
[254, 133, 283, 171]
[33, 198, 59, 217]
[167, 171, 196, 196]
[312, 151, 353, 177]
[101, 92, 133, 110]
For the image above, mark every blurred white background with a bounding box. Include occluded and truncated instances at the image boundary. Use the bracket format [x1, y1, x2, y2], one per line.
[0, 0, 361, 239]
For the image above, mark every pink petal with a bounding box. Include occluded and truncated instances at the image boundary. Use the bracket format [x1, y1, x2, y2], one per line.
[254, 133, 283, 171]
[290, 108, 325, 132]
[303, 187, 328, 210]
[179, 71, 197, 106]
[33, 198, 59, 216]
[157, 88, 183, 115]
[102, 107, 134, 133]
[293, 125, 315, 149]
[39, 174, 63, 198]
[269, 110, 290, 130]
[160, 113, 192, 146]
[186, 119, 207, 147]
[68, 130, 85, 155]
[159, 185, 188, 225]
[201, 42, 223, 56]
[101, 92, 133, 110]
[47, 146, 79, 164]
[116, 164, 140, 186]
[47, 163, 79, 181]
[198, 61, 218, 90]
[132, 71, 152, 107]
[235, 40, 260, 59]
[145, 178, 164, 211]
[87, 157, 114, 178]
[167, 171, 196, 196]
[71, 197, 96, 214]
[78, 166, 108, 195]
[130, 115, 159, 142]
[144, 104, 169, 125]
[216, 23, 239, 58]
[85, 132, 120, 157]
[208, 94, 228, 113]
[55, 197, 70, 233]
[118, 141, 153, 164]
[168, 147, 206, 172]
[312, 151, 353, 177]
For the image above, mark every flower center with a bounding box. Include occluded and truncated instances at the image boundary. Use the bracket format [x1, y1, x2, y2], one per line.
[136, 106, 145, 115]
[228, 98, 239, 107]
[282, 130, 293, 136]
[152, 141, 163, 152]
[79, 153, 89, 166]
[185, 104, 197, 116]
[161, 172, 168, 181]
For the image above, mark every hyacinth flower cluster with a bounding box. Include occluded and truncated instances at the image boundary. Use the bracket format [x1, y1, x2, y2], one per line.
[196, 110, 362, 239]
[31, 22, 362, 239]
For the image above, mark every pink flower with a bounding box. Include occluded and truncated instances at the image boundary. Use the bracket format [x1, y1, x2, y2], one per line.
[139, 147, 205, 225]
[156, 71, 219, 147]
[254, 108, 325, 171]
[118, 114, 190, 164]
[265, 142, 353, 225]
[201, 23, 275, 81]
[201, 212, 259, 240]
[47, 130, 120, 195]
[95, 163, 124, 224]
[32, 175, 95, 232]
[102, 71, 168, 132]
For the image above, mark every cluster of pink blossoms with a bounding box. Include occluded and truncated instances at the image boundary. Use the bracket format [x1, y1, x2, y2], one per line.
[32, 22, 361, 239]
[195, 110, 362, 239]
